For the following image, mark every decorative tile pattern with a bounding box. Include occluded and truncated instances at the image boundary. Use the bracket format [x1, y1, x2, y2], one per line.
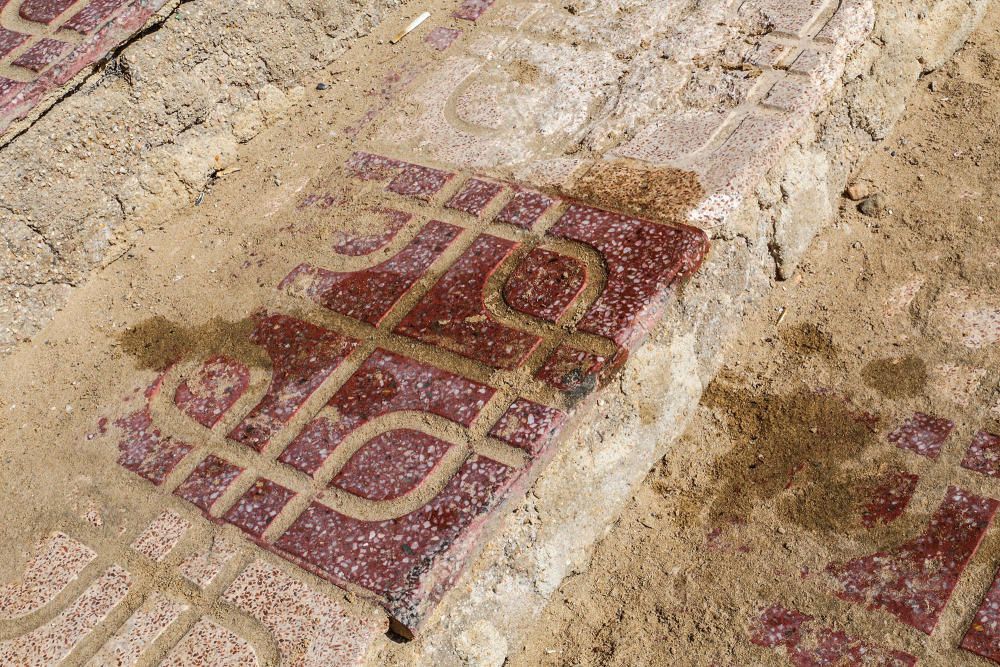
[395, 234, 542, 369]
[331, 208, 411, 257]
[861, 470, 920, 527]
[888, 413, 955, 460]
[223, 478, 296, 538]
[162, 617, 258, 666]
[549, 204, 709, 348]
[751, 603, 917, 666]
[445, 178, 505, 217]
[174, 357, 251, 429]
[279, 349, 493, 475]
[115, 378, 193, 485]
[961, 431, 1000, 478]
[275, 455, 524, 630]
[174, 455, 244, 513]
[281, 220, 462, 326]
[504, 248, 587, 322]
[0, 565, 131, 665]
[18, 0, 78, 25]
[331, 430, 454, 501]
[88, 592, 188, 667]
[0, 532, 96, 620]
[228, 313, 358, 451]
[223, 560, 382, 666]
[494, 190, 556, 230]
[536, 344, 610, 395]
[827, 486, 998, 634]
[386, 163, 454, 200]
[178, 537, 239, 589]
[962, 568, 1000, 664]
[130, 510, 190, 562]
[489, 399, 567, 457]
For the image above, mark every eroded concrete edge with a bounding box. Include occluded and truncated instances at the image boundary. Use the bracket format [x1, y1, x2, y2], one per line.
[387, 0, 991, 664]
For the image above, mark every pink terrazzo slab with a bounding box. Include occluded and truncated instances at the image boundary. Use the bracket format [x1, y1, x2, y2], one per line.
[130, 510, 190, 562]
[0, 532, 96, 620]
[279, 349, 493, 475]
[281, 220, 463, 326]
[227, 312, 358, 451]
[827, 486, 999, 634]
[394, 234, 542, 369]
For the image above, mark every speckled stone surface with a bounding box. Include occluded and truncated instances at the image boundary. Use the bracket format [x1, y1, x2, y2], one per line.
[224, 478, 297, 538]
[0, 532, 95, 620]
[445, 178, 505, 217]
[860, 470, 920, 528]
[962, 431, 1000, 479]
[174, 455, 244, 513]
[89, 592, 188, 666]
[130, 510, 190, 562]
[962, 568, 1000, 664]
[827, 486, 999, 634]
[331, 430, 454, 501]
[162, 617, 258, 666]
[887, 413, 955, 460]
[114, 377, 193, 485]
[174, 357, 251, 429]
[503, 248, 588, 323]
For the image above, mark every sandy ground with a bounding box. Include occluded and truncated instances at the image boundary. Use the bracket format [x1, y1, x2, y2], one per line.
[514, 4, 1000, 666]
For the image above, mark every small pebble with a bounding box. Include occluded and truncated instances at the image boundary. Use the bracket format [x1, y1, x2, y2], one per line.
[316, 83, 329, 90]
[858, 193, 887, 218]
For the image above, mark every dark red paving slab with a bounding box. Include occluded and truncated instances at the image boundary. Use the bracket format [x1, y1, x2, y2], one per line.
[445, 178, 505, 217]
[173, 356, 251, 429]
[280, 220, 462, 326]
[275, 454, 523, 631]
[114, 375, 193, 485]
[962, 431, 1000, 478]
[331, 208, 411, 257]
[18, 0, 76, 24]
[279, 349, 494, 475]
[887, 413, 955, 460]
[488, 399, 567, 457]
[751, 604, 917, 666]
[961, 568, 1000, 664]
[12, 38, 68, 73]
[63, 0, 130, 33]
[227, 312, 358, 452]
[548, 203, 710, 349]
[861, 470, 920, 527]
[224, 478, 296, 539]
[425, 27, 461, 51]
[536, 344, 610, 396]
[346, 151, 405, 181]
[174, 455, 244, 513]
[330, 430, 453, 501]
[453, 0, 494, 21]
[494, 190, 556, 230]
[395, 234, 543, 370]
[0, 28, 28, 58]
[826, 486, 999, 634]
[504, 248, 587, 322]
[386, 163, 454, 200]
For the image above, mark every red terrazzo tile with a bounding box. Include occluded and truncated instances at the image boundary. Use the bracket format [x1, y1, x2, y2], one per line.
[275, 454, 520, 631]
[387, 163, 454, 200]
[331, 429, 453, 501]
[489, 399, 567, 457]
[224, 478, 296, 538]
[173, 356, 251, 429]
[0, 28, 28, 59]
[395, 234, 542, 369]
[827, 486, 999, 634]
[18, 0, 76, 24]
[64, 0, 130, 33]
[345, 151, 405, 180]
[861, 470, 920, 527]
[961, 568, 1000, 663]
[453, 0, 494, 21]
[426, 26, 461, 51]
[548, 204, 709, 349]
[536, 344, 609, 397]
[504, 248, 587, 322]
[332, 208, 411, 256]
[281, 220, 462, 326]
[888, 412, 955, 460]
[962, 431, 1000, 478]
[12, 38, 68, 73]
[494, 190, 556, 230]
[173, 455, 244, 513]
[0, 77, 26, 107]
[228, 312, 358, 451]
[115, 390, 193, 486]
[751, 604, 917, 666]
[445, 178, 505, 217]
[279, 349, 494, 475]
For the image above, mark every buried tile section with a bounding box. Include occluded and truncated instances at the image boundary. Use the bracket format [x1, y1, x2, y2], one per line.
[330, 430, 454, 501]
[445, 178, 505, 217]
[887, 413, 955, 460]
[178, 537, 240, 589]
[394, 234, 542, 369]
[88, 592, 188, 667]
[130, 510, 190, 562]
[962, 431, 1000, 479]
[826, 486, 998, 634]
[115, 378, 193, 485]
[174, 455, 244, 513]
[331, 208, 411, 257]
[162, 617, 258, 666]
[223, 560, 383, 666]
[751, 604, 917, 666]
[0, 532, 96, 620]
[425, 26, 461, 51]
[453, 0, 494, 22]
[860, 470, 920, 528]
[962, 568, 1000, 664]
[174, 357, 251, 429]
[494, 190, 556, 230]
[0, 565, 131, 665]
[275, 455, 526, 632]
[503, 248, 587, 322]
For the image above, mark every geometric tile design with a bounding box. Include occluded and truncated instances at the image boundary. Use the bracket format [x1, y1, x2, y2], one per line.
[827, 486, 999, 634]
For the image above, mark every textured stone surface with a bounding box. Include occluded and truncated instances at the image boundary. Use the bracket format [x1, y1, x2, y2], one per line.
[963, 569, 1000, 664]
[887, 413, 955, 460]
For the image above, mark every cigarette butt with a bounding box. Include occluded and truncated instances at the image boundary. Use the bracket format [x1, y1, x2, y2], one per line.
[776, 307, 787, 326]
[391, 11, 430, 44]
